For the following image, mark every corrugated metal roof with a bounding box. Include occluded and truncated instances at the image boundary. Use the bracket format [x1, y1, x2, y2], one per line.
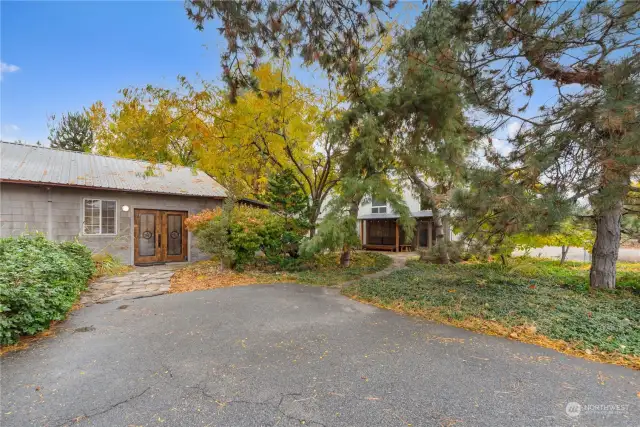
[358, 210, 433, 220]
[0, 141, 227, 198]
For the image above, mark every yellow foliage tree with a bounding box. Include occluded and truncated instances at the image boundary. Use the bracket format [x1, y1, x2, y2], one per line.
[88, 63, 341, 233]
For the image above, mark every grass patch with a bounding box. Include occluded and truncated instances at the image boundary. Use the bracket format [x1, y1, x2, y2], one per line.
[505, 258, 640, 291]
[288, 251, 393, 285]
[342, 257, 640, 369]
[170, 251, 392, 293]
[92, 253, 132, 279]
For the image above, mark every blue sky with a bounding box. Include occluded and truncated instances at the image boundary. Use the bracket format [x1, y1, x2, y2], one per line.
[1, 1, 236, 144]
[0, 1, 426, 145]
[1, 1, 533, 149]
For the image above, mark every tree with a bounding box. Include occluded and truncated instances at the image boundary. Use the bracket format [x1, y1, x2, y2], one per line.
[48, 111, 94, 152]
[421, 1, 639, 288]
[88, 81, 267, 194]
[89, 64, 341, 234]
[320, 7, 474, 264]
[185, 1, 639, 282]
[185, 0, 394, 99]
[208, 63, 341, 235]
[262, 169, 310, 257]
[303, 99, 416, 267]
[622, 183, 640, 243]
[513, 220, 595, 265]
[383, 7, 475, 263]
[262, 169, 309, 229]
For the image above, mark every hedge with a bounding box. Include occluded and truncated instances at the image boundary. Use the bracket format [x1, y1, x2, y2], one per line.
[0, 234, 95, 345]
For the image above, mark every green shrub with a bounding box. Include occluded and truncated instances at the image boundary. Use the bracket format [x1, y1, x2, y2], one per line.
[418, 241, 470, 264]
[0, 234, 95, 345]
[189, 204, 303, 270]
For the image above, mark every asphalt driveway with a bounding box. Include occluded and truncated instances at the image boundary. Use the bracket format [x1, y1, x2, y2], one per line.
[1, 284, 638, 427]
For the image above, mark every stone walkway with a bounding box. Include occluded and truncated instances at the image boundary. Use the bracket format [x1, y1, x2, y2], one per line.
[339, 251, 418, 288]
[81, 252, 416, 305]
[80, 263, 186, 305]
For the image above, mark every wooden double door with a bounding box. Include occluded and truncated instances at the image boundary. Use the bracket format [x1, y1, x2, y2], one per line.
[134, 209, 188, 264]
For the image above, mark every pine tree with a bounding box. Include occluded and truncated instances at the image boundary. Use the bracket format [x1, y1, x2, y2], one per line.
[185, 0, 393, 99]
[263, 169, 310, 230]
[186, 1, 639, 286]
[49, 111, 94, 152]
[302, 104, 416, 267]
[433, 1, 640, 288]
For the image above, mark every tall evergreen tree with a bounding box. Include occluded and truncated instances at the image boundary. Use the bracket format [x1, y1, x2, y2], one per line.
[434, 1, 640, 288]
[384, 7, 475, 263]
[302, 111, 415, 267]
[49, 111, 94, 152]
[185, 0, 393, 99]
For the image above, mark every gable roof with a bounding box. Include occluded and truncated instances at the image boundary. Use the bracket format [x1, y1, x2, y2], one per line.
[0, 141, 226, 198]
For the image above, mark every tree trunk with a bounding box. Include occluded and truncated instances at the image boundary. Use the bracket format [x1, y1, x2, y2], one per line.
[339, 196, 363, 268]
[340, 244, 351, 267]
[432, 210, 450, 264]
[560, 246, 569, 265]
[589, 202, 623, 289]
[308, 211, 318, 238]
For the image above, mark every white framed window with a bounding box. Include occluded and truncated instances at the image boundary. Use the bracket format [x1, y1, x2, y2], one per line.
[371, 198, 387, 214]
[83, 199, 117, 235]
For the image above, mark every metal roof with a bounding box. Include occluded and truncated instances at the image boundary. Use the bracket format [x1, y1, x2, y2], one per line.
[0, 141, 227, 198]
[357, 210, 433, 220]
[412, 210, 434, 218]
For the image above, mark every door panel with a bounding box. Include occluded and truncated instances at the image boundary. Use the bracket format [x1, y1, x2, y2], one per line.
[167, 215, 182, 255]
[134, 209, 188, 265]
[134, 210, 161, 264]
[139, 213, 157, 256]
[162, 211, 188, 262]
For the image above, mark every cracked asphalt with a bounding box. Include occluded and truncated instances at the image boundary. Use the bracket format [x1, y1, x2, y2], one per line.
[1, 284, 638, 427]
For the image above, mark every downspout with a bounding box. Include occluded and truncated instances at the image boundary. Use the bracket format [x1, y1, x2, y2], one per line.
[47, 187, 53, 239]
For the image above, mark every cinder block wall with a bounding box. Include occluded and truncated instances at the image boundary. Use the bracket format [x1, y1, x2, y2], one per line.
[0, 182, 222, 265]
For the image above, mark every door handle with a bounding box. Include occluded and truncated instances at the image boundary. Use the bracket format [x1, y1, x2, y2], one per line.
[158, 234, 161, 248]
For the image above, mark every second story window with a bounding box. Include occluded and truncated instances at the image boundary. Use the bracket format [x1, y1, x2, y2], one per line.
[371, 198, 387, 214]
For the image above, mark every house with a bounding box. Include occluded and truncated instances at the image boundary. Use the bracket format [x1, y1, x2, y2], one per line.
[0, 141, 230, 265]
[357, 185, 453, 252]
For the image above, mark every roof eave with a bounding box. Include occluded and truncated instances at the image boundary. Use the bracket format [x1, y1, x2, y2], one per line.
[0, 178, 227, 199]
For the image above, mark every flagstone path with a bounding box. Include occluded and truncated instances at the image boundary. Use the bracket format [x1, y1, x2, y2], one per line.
[80, 263, 186, 305]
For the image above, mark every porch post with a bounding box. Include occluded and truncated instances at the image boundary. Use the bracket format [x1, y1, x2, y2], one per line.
[395, 220, 400, 252]
[427, 220, 433, 248]
[360, 220, 364, 245]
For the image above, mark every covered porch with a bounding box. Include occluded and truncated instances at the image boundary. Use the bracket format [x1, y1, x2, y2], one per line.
[358, 211, 437, 252]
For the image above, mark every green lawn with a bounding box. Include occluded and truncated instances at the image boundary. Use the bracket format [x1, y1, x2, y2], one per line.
[285, 251, 393, 285]
[342, 257, 640, 364]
